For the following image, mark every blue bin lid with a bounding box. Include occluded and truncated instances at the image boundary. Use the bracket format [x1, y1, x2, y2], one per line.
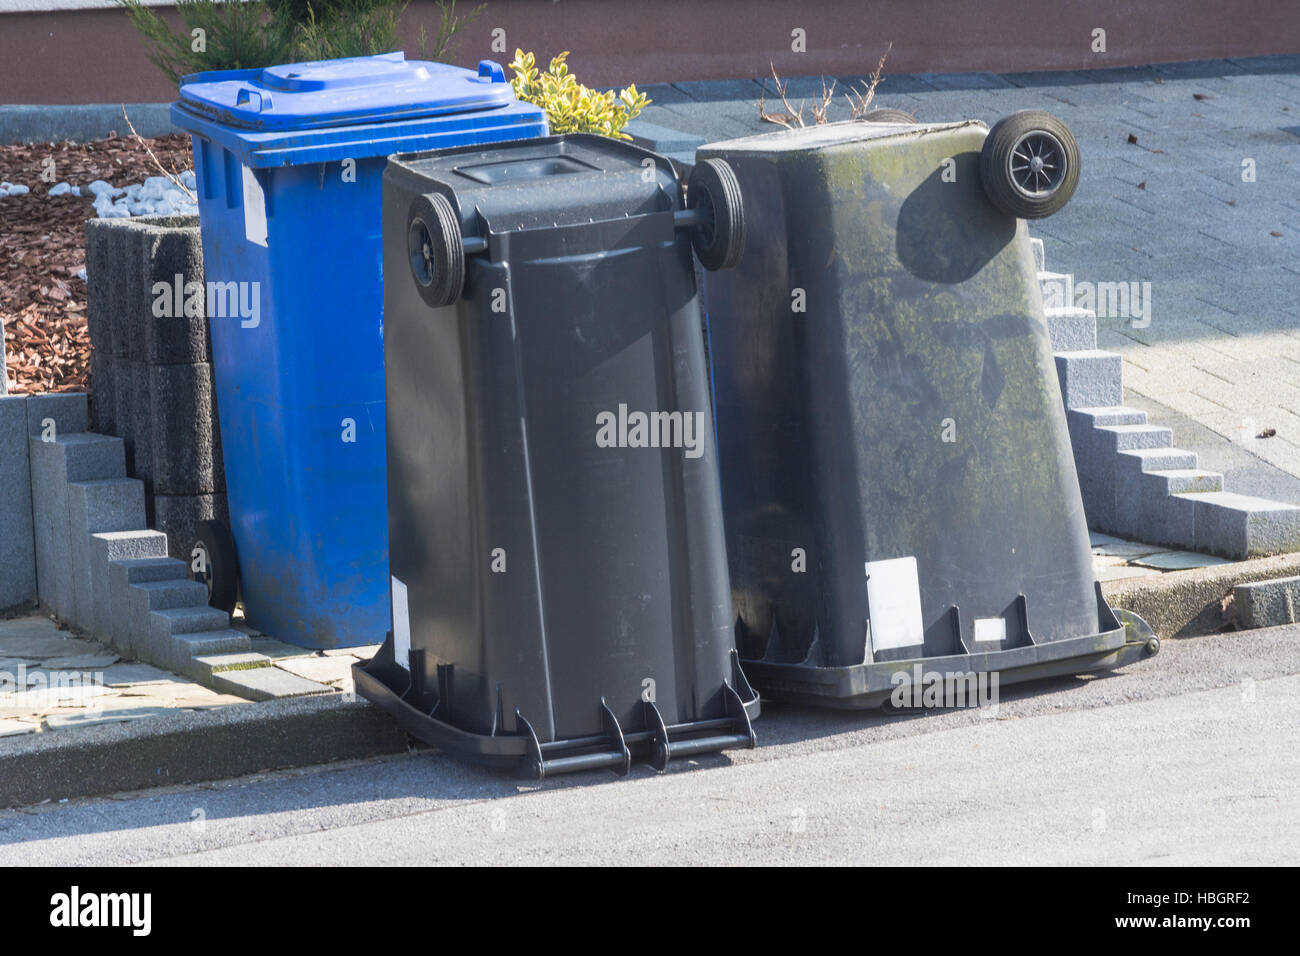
[176, 52, 515, 132]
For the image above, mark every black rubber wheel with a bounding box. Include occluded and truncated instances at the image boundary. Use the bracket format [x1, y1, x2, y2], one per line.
[407, 192, 465, 308]
[189, 519, 239, 616]
[687, 158, 745, 271]
[860, 108, 916, 123]
[979, 110, 1080, 219]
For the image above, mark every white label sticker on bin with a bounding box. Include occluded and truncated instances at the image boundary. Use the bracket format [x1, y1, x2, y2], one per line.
[973, 617, 1006, 644]
[391, 576, 411, 670]
[865, 556, 924, 652]
[242, 164, 268, 248]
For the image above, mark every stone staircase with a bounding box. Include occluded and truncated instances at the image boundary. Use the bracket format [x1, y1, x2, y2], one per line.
[25, 393, 249, 676]
[1033, 238, 1300, 559]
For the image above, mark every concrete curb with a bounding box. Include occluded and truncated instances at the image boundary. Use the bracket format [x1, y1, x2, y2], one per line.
[0, 694, 408, 808]
[2, 549, 1294, 808]
[1103, 551, 1300, 639]
[0, 104, 174, 145]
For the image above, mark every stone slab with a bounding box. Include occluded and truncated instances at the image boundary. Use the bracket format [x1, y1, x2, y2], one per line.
[210, 667, 334, 702]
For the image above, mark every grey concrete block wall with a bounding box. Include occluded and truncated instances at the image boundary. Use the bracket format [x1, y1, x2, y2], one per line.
[66, 478, 147, 630]
[84, 220, 133, 368]
[28, 432, 126, 619]
[122, 359, 154, 490]
[85, 215, 211, 368]
[1192, 493, 1300, 558]
[88, 531, 168, 645]
[28, 430, 119, 619]
[109, 557, 187, 655]
[1039, 245, 1300, 558]
[163, 628, 250, 675]
[1053, 351, 1123, 410]
[23, 393, 93, 616]
[147, 363, 223, 496]
[85, 216, 226, 561]
[25, 392, 87, 438]
[1112, 448, 1201, 545]
[84, 220, 143, 366]
[28, 440, 69, 618]
[89, 350, 116, 436]
[1043, 306, 1098, 352]
[1234, 576, 1300, 629]
[0, 396, 35, 608]
[145, 606, 241, 671]
[4, 388, 238, 671]
[141, 226, 210, 366]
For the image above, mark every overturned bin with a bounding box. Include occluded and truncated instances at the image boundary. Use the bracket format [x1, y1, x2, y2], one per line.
[699, 115, 1159, 708]
[354, 134, 759, 776]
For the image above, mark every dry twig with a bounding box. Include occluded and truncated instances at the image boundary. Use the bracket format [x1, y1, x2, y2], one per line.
[760, 62, 805, 129]
[121, 105, 195, 201]
[810, 76, 837, 125]
[845, 42, 893, 119]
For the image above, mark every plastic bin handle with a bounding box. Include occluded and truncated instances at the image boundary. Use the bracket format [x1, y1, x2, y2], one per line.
[477, 60, 506, 84]
[235, 88, 273, 113]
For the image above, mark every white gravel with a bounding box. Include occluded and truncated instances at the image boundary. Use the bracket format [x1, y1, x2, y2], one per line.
[0, 174, 197, 217]
[93, 175, 198, 218]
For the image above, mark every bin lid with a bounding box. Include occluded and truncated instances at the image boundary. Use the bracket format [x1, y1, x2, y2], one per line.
[176, 52, 515, 132]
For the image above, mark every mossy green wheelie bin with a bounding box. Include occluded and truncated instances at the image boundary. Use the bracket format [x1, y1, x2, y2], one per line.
[698, 117, 1159, 708]
[354, 134, 759, 777]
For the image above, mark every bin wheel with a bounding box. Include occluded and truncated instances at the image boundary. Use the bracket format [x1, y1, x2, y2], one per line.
[979, 110, 1080, 219]
[860, 108, 916, 123]
[407, 192, 465, 308]
[189, 519, 239, 616]
[687, 158, 745, 271]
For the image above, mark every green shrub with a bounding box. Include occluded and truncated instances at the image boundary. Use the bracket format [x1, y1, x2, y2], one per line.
[264, 0, 356, 25]
[410, 0, 483, 62]
[117, 0, 295, 84]
[119, 0, 482, 84]
[508, 50, 649, 140]
[291, 0, 407, 62]
[286, 0, 481, 63]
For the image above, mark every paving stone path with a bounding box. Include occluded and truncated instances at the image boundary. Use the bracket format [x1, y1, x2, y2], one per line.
[636, 55, 1300, 483]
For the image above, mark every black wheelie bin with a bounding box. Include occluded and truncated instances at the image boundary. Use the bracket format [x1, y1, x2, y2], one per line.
[354, 134, 759, 776]
[698, 114, 1160, 709]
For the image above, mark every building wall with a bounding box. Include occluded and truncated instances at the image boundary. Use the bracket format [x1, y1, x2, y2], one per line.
[1, 0, 1298, 104]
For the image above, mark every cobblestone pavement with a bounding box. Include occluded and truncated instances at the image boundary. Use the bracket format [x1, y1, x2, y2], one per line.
[0, 613, 372, 736]
[637, 55, 1300, 483]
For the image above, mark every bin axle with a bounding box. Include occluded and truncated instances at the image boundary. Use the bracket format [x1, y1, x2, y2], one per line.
[673, 207, 711, 229]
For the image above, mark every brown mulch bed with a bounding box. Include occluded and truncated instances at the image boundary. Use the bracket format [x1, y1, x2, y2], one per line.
[0, 133, 193, 394]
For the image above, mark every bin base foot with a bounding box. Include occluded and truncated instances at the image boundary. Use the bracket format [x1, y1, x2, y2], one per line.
[739, 594, 1159, 710]
[353, 638, 760, 778]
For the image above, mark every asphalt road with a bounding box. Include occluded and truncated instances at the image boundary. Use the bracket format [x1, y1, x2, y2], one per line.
[1, 624, 1297, 866]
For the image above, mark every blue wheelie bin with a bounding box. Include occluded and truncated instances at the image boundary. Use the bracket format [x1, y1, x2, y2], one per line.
[171, 53, 547, 648]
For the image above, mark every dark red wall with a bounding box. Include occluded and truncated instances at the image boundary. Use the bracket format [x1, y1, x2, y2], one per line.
[2, 0, 1298, 104]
